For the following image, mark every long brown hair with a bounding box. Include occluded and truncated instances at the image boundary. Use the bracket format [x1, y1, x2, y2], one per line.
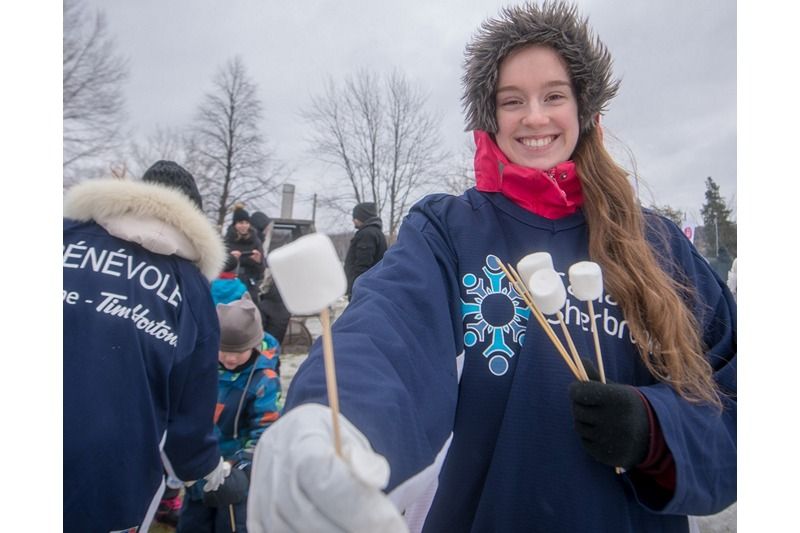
[573, 127, 721, 408]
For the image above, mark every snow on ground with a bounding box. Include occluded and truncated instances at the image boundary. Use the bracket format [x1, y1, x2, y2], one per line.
[279, 296, 346, 397]
[280, 351, 309, 398]
[694, 504, 737, 533]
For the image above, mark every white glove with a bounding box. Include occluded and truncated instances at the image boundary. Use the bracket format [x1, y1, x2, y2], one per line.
[202, 457, 232, 492]
[247, 403, 408, 533]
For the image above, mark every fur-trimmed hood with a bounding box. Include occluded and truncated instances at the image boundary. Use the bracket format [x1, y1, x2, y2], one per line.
[63, 178, 226, 280]
[462, 0, 619, 134]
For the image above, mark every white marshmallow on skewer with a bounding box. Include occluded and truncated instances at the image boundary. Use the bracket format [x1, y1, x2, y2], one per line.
[568, 261, 603, 301]
[529, 267, 587, 380]
[516, 252, 554, 288]
[568, 260, 608, 387]
[528, 268, 567, 315]
[267, 232, 348, 457]
[267, 233, 347, 315]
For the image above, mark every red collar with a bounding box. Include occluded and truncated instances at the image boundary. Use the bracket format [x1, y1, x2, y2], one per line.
[218, 271, 238, 279]
[473, 130, 583, 219]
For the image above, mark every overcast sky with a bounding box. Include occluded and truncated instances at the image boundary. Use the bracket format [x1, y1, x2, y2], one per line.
[83, 0, 736, 230]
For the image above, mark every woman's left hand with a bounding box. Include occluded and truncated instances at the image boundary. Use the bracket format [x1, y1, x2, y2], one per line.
[568, 360, 651, 469]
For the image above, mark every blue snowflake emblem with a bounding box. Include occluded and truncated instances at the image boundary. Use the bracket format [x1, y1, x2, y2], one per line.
[461, 254, 531, 376]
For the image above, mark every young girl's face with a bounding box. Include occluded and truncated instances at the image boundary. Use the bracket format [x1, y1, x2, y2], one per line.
[219, 348, 252, 370]
[235, 220, 251, 236]
[495, 45, 580, 170]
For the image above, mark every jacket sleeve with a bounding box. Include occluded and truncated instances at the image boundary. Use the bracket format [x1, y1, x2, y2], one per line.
[163, 282, 222, 482]
[242, 368, 281, 452]
[284, 200, 463, 492]
[631, 219, 737, 516]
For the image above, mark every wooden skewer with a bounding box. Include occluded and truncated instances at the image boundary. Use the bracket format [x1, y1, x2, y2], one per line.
[319, 306, 343, 457]
[586, 300, 607, 384]
[584, 299, 616, 473]
[506, 264, 582, 380]
[584, 298, 618, 473]
[506, 259, 622, 474]
[229, 504, 237, 531]
[498, 261, 582, 380]
[556, 311, 589, 382]
[506, 264, 572, 362]
[510, 262, 588, 381]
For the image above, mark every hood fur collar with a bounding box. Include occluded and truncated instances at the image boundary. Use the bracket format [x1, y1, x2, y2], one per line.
[63, 178, 225, 280]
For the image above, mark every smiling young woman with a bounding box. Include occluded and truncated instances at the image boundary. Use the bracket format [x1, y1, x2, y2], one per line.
[246, 3, 736, 532]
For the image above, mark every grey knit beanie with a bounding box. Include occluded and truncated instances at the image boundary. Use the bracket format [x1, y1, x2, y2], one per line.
[462, 0, 619, 134]
[217, 295, 264, 352]
[352, 202, 378, 222]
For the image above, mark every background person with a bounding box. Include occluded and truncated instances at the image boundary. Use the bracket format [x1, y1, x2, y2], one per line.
[344, 201, 388, 297]
[63, 160, 245, 533]
[250, 210, 292, 344]
[224, 206, 265, 301]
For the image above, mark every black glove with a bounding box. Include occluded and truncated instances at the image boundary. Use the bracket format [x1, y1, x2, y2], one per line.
[568, 358, 650, 469]
[202, 467, 249, 508]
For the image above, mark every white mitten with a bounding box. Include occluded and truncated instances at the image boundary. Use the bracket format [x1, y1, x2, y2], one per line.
[247, 403, 408, 533]
[202, 457, 231, 492]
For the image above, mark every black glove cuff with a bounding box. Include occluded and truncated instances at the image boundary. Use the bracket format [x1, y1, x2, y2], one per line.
[569, 381, 651, 469]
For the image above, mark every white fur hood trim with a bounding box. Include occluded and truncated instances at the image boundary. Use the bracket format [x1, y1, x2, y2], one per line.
[63, 178, 225, 280]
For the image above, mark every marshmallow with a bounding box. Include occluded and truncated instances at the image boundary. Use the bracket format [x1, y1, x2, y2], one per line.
[267, 233, 347, 315]
[568, 261, 603, 301]
[528, 268, 567, 315]
[516, 252, 554, 288]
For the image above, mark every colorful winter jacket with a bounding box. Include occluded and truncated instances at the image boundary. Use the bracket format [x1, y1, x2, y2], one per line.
[215, 333, 282, 459]
[186, 333, 282, 503]
[63, 178, 226, 533]
[284, 186, 737, 532]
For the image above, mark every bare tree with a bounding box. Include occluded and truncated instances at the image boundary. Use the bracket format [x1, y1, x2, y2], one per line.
[444, 134, 477, 195]
[303, 70, 447, 241]
[127, 125, 193, 177]
[189, 56, 282, 228]
[63, 0, 128, 183]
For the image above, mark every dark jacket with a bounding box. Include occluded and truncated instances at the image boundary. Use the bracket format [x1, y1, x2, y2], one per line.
[344, 216, 387, 296]
[224, 225, 265, 289]
[63, 178, 226, 533]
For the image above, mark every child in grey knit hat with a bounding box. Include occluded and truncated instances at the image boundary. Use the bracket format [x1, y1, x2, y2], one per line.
[179, 294, 281, 532]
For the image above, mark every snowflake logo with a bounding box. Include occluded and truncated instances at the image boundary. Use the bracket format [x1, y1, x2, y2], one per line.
[461, 254, 530, 376]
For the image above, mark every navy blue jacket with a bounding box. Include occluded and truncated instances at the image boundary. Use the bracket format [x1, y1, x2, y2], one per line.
[63, 179, 226, 533]
[285, 189, 736, 532]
